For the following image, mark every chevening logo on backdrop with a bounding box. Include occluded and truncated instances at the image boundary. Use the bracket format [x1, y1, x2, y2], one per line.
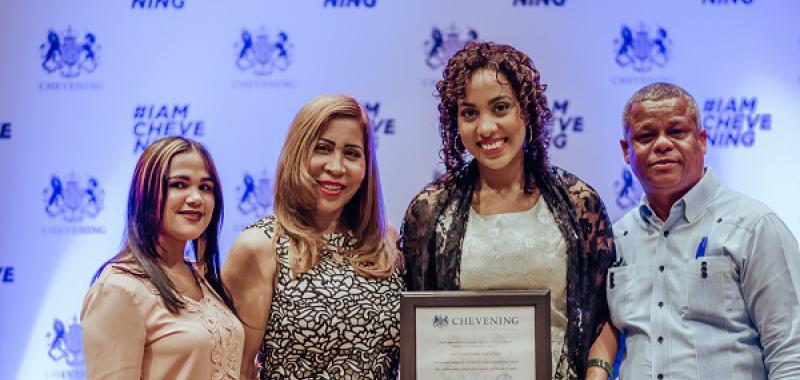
[512, 0, 565, 6]
[323, 0, 376, 7]
[45, 316, 85, 379]
[364, 101, 396, 148]
[0, 266, 14, 284]
[1, 121, 10, 139]
[232, 27, 296, 89]
[425, 25, 478, 71]
[422, 25, 478, 86]
[546, 99, 583, 150]
[39, 27, 103, 90]
[132, 104, 205, 153]
[611, 23, 673, 85]
[42, 173, 106, 234]
[702, 97, 771, 148]
[614, 167, 643, 211]
[237, 170, 273, 219]
[131, 0, 186, 9]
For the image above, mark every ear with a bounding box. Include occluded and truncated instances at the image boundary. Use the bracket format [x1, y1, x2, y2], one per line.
[620, 137, 630, 164]
[698, 128, 708, 154]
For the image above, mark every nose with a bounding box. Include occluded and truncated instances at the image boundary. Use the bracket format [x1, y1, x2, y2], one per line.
[324, 153, 345, 176]
[476, 115, 498, 136]
[186, 187, 203, 206]
[652, 132, 674, 153]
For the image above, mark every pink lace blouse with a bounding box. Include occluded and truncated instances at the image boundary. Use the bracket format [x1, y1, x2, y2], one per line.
[81, 264, 244, 380]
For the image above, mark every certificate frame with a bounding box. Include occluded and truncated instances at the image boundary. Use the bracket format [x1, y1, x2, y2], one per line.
[400, 290, 551, 380]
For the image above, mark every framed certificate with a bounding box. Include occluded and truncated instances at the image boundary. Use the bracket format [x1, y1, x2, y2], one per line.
[400, 290, 551, 380]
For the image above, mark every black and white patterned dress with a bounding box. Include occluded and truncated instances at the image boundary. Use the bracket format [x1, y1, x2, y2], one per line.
[251, 215, 403, 380]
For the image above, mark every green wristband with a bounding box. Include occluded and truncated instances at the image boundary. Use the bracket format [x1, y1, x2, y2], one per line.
[588, 358, 614, 379]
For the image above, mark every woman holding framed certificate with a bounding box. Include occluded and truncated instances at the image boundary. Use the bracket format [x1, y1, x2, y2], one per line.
[223, 94, 403, 379]
[400, 42, 618, 380]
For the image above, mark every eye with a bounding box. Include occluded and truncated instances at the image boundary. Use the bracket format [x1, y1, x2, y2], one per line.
[460, 108, 478, 120]
[169, 181, 187, 189]
[493, 102, 511, 113]
[314, 143, 332, 153]
[668, 128, 688, 137]
[199, 183, 215, 192]
[635, 132, 654, 143]
[345, 148, 363, 159]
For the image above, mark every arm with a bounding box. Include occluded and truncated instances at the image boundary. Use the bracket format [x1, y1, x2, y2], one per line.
[222, 228, 278, 380]
[568, 175, 618, 379]
[398, 190, 437, 291]
[587, 322, 620, 379]
[741, 214, 800, 379]
[80, 276, 146, 380]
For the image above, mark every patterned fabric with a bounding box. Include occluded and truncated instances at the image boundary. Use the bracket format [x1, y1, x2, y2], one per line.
[460, 201, 570, 378]
[399, 161, 615, 379]
[250, 215, 403, 380]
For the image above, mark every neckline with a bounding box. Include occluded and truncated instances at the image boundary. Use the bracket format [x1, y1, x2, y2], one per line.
[180, 261, 205, 303]
[470, 196, 542, 218]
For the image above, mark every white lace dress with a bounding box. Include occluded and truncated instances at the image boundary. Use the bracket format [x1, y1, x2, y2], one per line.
[460, 199, 569, 378]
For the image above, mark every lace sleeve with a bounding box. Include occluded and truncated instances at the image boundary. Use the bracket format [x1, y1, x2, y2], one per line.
[399, 187, 440, 291]
[568, 178, 616, 331]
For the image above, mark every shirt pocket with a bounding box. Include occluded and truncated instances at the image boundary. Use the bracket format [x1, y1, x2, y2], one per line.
[684, 257, 742, 324]
[607, 265, 642, 329]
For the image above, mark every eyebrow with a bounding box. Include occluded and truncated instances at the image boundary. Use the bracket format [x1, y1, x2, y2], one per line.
[459, 94, 514, 107]
[318, 138, 364, 151]
[168, 175, 214, 182]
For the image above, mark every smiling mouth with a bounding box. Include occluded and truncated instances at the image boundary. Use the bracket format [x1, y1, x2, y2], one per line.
[318, 181, 345, 196]
[178, 210, 204, 221]
[479, 138, 507, 154]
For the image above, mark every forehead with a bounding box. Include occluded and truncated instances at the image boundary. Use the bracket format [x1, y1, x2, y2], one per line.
[319, 117, 364, 145]
[168, 150, 209, 175]
[629, 96, 691, 125]
[462, 69, 514, 102]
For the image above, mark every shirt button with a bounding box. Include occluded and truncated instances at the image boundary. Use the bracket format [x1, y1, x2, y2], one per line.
[657, 336, 664, 344]
[658, 374, 664, 379]
[663, 230, 670, 237]
[658, 301, 664, 308]
[659, 265, 665, 272]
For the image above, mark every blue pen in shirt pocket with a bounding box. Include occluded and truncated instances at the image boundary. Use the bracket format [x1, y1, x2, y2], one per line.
[695, 236, 709, 278]
[695, 236, 708, 259]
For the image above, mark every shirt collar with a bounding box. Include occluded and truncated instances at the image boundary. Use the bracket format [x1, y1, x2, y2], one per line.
[636, 167, 720, 227]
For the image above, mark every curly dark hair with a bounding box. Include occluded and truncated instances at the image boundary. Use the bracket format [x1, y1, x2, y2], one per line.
[435, 41, 553, 191]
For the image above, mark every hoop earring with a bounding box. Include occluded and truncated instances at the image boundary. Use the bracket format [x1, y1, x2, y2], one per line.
[526, 125, 534, 145]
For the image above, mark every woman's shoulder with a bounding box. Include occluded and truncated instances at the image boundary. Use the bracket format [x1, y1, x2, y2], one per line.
[245, 214, 278, 237]
[405, 180, 449, 215]
[231, 215, 279, 263]
[88, 263, 154, 302]
[548, 165, 603, 202]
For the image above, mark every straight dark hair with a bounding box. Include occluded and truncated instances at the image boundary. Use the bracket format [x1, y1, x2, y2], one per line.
[93, 137, 235, 315]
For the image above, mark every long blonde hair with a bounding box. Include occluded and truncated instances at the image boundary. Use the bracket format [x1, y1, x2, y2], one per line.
[273, 94, 397, 279]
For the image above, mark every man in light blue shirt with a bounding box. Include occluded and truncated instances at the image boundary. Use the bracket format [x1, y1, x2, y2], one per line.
[609, 82, 800, 379]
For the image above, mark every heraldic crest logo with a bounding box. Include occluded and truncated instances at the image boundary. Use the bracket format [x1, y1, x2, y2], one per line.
[43, 173, 104, 222]
[40, 27, 100, 78]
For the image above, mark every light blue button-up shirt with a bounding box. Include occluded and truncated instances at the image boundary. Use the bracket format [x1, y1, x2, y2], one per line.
[609, 169, 800, 380]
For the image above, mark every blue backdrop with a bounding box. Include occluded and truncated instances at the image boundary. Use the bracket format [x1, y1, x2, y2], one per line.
[2, 1, 799, 379]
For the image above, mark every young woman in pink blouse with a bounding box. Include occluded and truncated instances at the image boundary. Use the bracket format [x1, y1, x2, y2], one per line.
[81, 137, 244, 380]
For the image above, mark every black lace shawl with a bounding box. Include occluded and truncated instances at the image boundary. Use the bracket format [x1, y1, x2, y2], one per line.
[399, 162, 615, 379]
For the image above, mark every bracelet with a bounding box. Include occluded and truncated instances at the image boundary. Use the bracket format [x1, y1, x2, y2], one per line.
[587, 358, 614, 379]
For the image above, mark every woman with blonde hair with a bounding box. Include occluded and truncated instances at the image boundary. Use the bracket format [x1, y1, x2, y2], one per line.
[223, 94, 402, 379]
